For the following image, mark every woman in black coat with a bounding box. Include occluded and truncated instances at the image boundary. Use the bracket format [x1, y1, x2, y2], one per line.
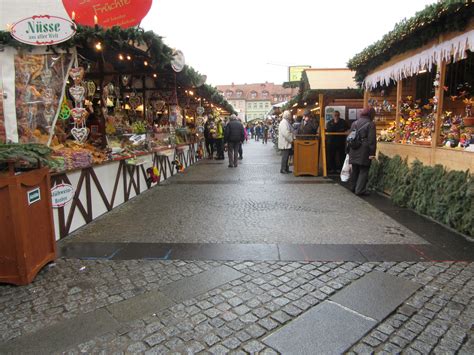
[348, 107, 377, 196]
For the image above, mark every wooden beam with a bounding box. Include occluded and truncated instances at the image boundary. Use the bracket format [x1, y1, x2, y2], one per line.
[432, 60, 447, 149]
[363, 89, 369, 109]
[395, 79, 403, 142]
[319, 93, 327, 177]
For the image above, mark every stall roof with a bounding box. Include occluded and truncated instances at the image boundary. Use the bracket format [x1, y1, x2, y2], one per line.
[304, 68, 357, 90]
[348, 1, 474, 85]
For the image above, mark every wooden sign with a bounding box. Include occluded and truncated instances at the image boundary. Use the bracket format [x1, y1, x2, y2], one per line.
[62, 0, 153, 28]
[11, 15, 76, 46]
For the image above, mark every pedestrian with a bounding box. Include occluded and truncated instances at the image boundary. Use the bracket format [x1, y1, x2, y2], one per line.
[250, 125, 255, 139]
[239, 121, 247, 159]
[203, 118, 215, 159]
[215, 118, 225, 160]
[297, 109, 319, 139]
[278, 110, 294, 174]
[262, 123, 269, 144]
[348, 107, 377, 196]
[224, 114, 245, 168]
[326, 110, 348, 173]
[255, 124, 261, 141]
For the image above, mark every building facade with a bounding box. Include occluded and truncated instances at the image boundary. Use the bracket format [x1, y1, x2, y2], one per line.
[217, 83, 297, 122]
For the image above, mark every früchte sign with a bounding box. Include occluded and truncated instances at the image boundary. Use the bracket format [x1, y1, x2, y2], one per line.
[11, 15, 76, 46]
[62, 0, 152, 28]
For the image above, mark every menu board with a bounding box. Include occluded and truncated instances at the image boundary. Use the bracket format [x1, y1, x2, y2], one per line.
[14, 53, 72, 143]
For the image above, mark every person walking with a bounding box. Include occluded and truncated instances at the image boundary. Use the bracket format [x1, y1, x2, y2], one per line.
[215, 118, 225, 160]
[224, 114, 245, 168]
[348, 107, 377, 196]
[278, 110, 294, 174]
[326, 110, 348, 173]
[262, 123, 269, 144]
[203, 118, 215, 159]
[239, 122, 248, 160]
[255, 124, 261, 142]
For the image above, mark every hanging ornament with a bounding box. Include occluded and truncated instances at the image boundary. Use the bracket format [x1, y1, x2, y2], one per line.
[43, 107, 55, 125]
[43, 88, 54, 106]
[86, 81, 96, 97]
[71, 108, 88, 124]
[129, 95, 142, 110]
[59, 96, 71, 120]
[121, 75, 130, 87]
[69, 85, 86, 104]
[41, 67, 52, 86]
[69, 67, 85, 85]
[71, 127, 89, 143]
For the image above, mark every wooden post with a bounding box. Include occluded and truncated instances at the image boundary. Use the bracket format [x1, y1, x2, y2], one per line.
[363, 89, 369, 109]
[319, 93, 327, 177]
[395, 79, 403, 142]
[432, 61, 447, 149]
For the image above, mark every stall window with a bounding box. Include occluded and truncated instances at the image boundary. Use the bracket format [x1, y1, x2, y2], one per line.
[14, 53, 73, 143]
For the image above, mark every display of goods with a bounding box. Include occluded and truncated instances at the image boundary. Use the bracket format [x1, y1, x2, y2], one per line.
[132, 121, 147, 134]
[51, 142, 108, 171]
[0, 143, 53, 169]
[441, 112, 473, 150]
[14, 53, 73, 143]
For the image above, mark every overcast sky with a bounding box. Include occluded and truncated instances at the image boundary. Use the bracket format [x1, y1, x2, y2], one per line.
[141, 0, 434, 86]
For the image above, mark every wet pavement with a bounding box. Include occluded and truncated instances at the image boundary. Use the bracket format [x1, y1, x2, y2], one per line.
[1, 140, 474, 354]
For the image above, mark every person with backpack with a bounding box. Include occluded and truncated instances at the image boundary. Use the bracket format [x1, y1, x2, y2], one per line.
[347, 107, 377, 196]
[203, 118, 215, 159]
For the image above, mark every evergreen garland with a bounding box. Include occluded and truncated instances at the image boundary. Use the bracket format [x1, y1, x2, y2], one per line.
[348, 0, 474, 84]
[368, 153, 473, 237]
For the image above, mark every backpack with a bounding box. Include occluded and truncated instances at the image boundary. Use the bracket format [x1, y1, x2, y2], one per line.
[346, 121, 371, 150]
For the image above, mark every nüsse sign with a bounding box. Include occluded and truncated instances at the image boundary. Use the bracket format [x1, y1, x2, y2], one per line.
[11, 15, 76, 46]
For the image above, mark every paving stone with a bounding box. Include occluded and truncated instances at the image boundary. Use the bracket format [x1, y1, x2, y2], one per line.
[263, 302, 376, 354]
[144, 332, 166, 347]
[243, 340, 266, 353]
[330, 271, 421, 321]
[202, 333, 221, 347]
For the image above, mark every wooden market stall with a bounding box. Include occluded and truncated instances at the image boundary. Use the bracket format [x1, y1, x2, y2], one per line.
[0, 14, 235, 242]
[287, 69, 364, 176]
[349, 1, 474, 172]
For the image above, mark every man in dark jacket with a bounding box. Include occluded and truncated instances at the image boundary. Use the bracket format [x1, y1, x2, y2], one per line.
[297, 110, 319, 139]
[326, 110, 348, 173]
[224, 115, 245, 168]
[348, 107, 377, 196]
[203, 118, 215, 159]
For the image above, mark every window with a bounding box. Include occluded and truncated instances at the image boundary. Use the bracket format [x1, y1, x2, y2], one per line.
[250, 91, 257, 99]
[236, 90, 243, 98]
[259, 103, 263, 109]
[265, 102, 269, 108]
[253, 103, 257, 109]
[226, 90, 233, 98]
[262, 91, 269, 98]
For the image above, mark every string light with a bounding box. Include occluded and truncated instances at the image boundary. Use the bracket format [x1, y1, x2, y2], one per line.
[144, 61, 148, 66]
[119, 54, 124, 60]
[95, 42, 102, 51]
[153, 73, 157, 78]
[126, 55, 131, 61]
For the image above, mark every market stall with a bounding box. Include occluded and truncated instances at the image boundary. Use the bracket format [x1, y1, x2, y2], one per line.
[348, 1, 474, 172]
[284, 69, 364, 176]
[0, 8, 235, 239]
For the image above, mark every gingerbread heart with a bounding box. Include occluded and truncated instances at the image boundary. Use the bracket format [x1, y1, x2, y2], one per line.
[69, 85, 85, 103]
[69, 67, 85, 84]
[129, 96, 141, 110]
[71, 127, 89, 143]
[71, 107, 87, 124]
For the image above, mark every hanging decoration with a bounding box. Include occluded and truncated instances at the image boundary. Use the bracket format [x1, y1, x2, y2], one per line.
[364, 30, 474, 89]
[68, 64, 89, 144]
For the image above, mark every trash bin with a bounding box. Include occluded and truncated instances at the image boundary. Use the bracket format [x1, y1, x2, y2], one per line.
[0, 166, 56, 285]
[293, 136, 320, 176]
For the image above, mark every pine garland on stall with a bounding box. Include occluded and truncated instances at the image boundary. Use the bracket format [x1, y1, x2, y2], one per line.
[368, 153, 473, 237]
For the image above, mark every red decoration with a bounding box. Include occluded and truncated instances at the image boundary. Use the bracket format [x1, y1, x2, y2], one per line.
[62, 0, 152, 28]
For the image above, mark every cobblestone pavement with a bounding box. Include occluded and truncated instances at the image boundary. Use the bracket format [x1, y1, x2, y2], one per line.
[1, 259, 473, 354]
[2, 142, 474, 354]
[65, 141, 424, 245]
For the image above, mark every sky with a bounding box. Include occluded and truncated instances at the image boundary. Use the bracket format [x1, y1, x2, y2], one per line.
[141, 0, 435, 86]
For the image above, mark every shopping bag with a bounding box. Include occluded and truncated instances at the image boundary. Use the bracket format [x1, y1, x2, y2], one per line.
[340, 155, 351, 182]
